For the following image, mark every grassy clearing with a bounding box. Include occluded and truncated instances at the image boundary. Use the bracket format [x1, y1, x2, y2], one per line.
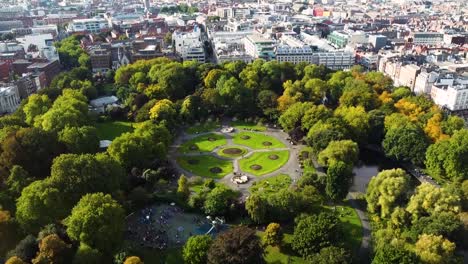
[258, 229, 307, 264]
[177, 155, 233, 179]
[233, 132, 285, 149]
[239, 150, 289, 176]
[322, 202, 363, 259]
[250, 174, 292, 196]
[95, 120, 134, 140]
[231, 120, 267, 131]
[217, 146, 249, 158]
[179, 133, 227, 154]
[186, 121, 221, 134]
[132, 247, 183, 264]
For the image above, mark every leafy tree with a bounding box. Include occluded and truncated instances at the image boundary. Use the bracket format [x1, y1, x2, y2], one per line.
[245, 194, 268, 224]
[318, 140, 359, 167]
[406, 183, 461, 221]
[5, 165, 32, 200]
[16, 180, 68, 233]
[32, 234, 71, 264]
[425, 129, 468, 182]
[309, 246, 350, 264]
[382, 125, 429, 165]
[306, 120, 349, 154]
[207, 226, 264, 264]
[124, 256, 144, 264]
[5, 256, 28, 264]
[334, 106, 370, 143]
[368, 109, 386, 144]
[262, 223, 282, 247]
[325, 161, 353, 201]
[414, 234, 455, 264]
[441, 115, 464, 135]
[177, 175, 190, 200]
[301, 105, 332, 130]
[183, 235, 213, 264]
[108, 132, 165, 169]
[65, 193, 125, 254]
[372, 244, 419, 264]
[0, 210, 21, 258]
[339, 79, 378, 111]
[149, 99, 177, 128]
[48, 153, 125, 208]
[6, 235, 38, 263]
[204, 186, 236, 216]
[58, 126, 99, 154]
[257, 90, 279, 120]
[278, 102, 314, 132]
[72, 243, 103, 264]
[292, 212, 340, 258]
[366, 169, 411, 218]
[410, 212, 463, 243]
[22, 94, 51, 125]
[0, 127, 62, 178]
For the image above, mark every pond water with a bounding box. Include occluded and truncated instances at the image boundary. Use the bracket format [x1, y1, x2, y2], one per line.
[350, 149, 400, 193]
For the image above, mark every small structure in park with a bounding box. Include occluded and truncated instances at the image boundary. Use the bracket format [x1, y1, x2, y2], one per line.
[231, 174, 249, 184]
[221, 126, 235, 133]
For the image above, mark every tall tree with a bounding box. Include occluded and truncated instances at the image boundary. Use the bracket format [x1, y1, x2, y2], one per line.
[318, 140, 359, 167]
[32, 234, 71, 264]
[183, 235, 213, 264]
[325, 161, 353, 201]
[414, 234, 455, 264]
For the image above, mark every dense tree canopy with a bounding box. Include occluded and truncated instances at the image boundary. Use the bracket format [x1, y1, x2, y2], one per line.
[183, 235, 213, 264]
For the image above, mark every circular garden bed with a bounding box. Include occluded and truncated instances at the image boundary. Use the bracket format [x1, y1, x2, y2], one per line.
[222, 148, 243, 155]
[189, 145, 199, 150]
[250, 164, 262, 170]
[241, 135, 251, 140]
[262, 141, 272, 146]
[207, 137, 217, 141]
[187, 159, 199, 165]
[268, 154, 279, 160]
[209, 167, 222, 173]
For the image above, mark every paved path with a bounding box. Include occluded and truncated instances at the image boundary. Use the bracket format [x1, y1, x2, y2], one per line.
[168, 125, 304, 200]
[347, 192, 371, 264]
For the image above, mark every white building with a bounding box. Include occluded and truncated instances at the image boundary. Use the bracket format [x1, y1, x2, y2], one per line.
[173, 27, 206, 63]
[276, 45, 354, 69]
[244, 34, 276, 61]
[431, 74, 468, 111]
[0, 85, 20, 114]
[412, 32, 444, 46]
[67, 18, 109, 34]
[414, 70, 439, 95]
[211, 31, 254, 64]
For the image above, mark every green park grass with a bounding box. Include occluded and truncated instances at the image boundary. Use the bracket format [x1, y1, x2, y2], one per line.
[231, 120, 267, 131]
[250, 174, 292, 196]
[257, 229, 307, 264]
[217, 145, 249, 158]
[95, 120, 134, 140]
[179, 133, 227, 154]
[177, 155, 233, 179]
[133, 247, 183, 264]
[186, 121, 221, 134]
[239, 150, 289, 176]
[233, 132, 286, 149]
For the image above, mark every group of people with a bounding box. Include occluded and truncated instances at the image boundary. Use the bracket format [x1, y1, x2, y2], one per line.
[125, 205, 184, 250]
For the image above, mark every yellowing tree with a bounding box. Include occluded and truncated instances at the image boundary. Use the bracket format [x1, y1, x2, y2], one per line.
[415, 234, 455, 264]
[424, 113, 449, 142]
[394, 98, 424, 121]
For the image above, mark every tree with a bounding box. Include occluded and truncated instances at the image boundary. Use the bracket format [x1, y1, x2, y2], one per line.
[306, 120, 348, 154]
[366, 169, 411, 218]
[164, 32, 172, 45]
[124, 256, 144, 264]
[278, 102, 313, 132]
[32, 234, 71, 264]
[245, 194, 268, 223]
[301, 105, 332, 130]
[0, 210, 20, 258]
[262, 223, 282, 247]
[309, 246, 350, 264]
[72, 243, 103, 264]
[48, 153, 125, 208]
[425, 129, 468, 182]
[5, 256, 27, 264]
[334, 106, 370, 143]
[16, 180, 68, 233]
[183, 235, 213, 264]
[292, 212, 340, 258]
[406, 183, 461, 221]
[414, 234, 455, 264]
[177, 175, 190, 200]
[0, 127, 62, 178]
[325, 161, 353, 201]
[65, 193, 125, 254]
[257, 90, 279, 120]
[58, 126, 99, 154]
[22, 94, 51, 125]
[318, 140, 359, 167]
[339, 79, 378, 111]
[372, 244, 419, 264]
[207, 226, 264, 264]
[204, 186, 235, 216]
[382, 126, 429, 165]
[410, 212, 463, 243]
[149, 99, 177, 128]
[5, 165, 32, 200]
[6, 235, 38, 263]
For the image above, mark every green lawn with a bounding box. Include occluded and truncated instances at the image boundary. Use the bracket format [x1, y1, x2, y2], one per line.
[323, 202, 363, 259]
[250, 174, 292, 196]
[258, 230, 307, 264]
[133, 247, 183, 264]
[179, 133, 227, 154]
[177, 155, 233, 178]
[186, 121, 221, 134]
[239, 150, 289, 176]
[217, 146, 249, 158]
[95, 121, 134, 140]
[233, 132, 286, 149]
[231, 120, 267, 132]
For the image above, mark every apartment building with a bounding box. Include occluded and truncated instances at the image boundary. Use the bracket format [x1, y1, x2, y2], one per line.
[244, 35, 275, 61]
[67, 18, 109, 34]
[173, 27, 206, 63]
[411, 32, 444, 46]
[0, 84, 20, 114]
[431, 74, 468, 111]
